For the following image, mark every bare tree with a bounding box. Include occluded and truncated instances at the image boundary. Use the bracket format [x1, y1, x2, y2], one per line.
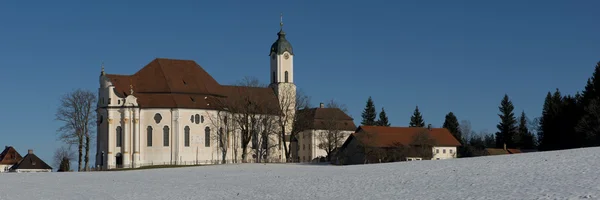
[316, 99, 351, 161]
[459, 120, 475, 144]
[252, 114, 280, 163]
[205, 110, 236, 164]
[54, 146, 75, 172]
[409, 130, 437, 160]
[275, 85, 311, 162]
[208, 76, 280, 163]
[55, 89, 97, 171]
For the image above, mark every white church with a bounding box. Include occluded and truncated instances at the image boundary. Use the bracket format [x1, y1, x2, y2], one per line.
[95, 19, 301, 169]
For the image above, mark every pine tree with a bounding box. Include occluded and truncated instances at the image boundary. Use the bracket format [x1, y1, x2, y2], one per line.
[516, 111, 536, 149]
[581, 62, 600, 106]
[361, 96, 377, 126]
[576, 98, 600, 146]
[442, 112, 461, 143]
[409, 106, 425, 127]
[58, 157, 70, 172]
[496, 94, 518, 148]
[376, 107, 390, 126]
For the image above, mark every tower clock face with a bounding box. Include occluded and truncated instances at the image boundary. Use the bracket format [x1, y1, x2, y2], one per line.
[284, 53, 289, 60]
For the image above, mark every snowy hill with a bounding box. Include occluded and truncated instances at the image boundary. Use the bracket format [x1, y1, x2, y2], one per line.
[1, 147, 599, 200]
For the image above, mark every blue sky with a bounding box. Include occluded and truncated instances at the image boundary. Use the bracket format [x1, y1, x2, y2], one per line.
[0, 0, 598, 167]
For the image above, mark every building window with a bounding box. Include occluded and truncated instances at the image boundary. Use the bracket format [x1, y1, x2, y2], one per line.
[303, 144, 305, 150]
[284, 71, 289, 82]
[224, 116, 228, 125]
[147, 126, 153, 147]
[201, 115, 204, 123]
[450, 149, 453, 154]
[116, 126, 122, 147]
[436, 149, 439, 154]
[108, 98, 111, 105]
[195, 114, 200, 124]
[204, 127, 211, 147]
[154, 113, 162, 124]
[443, 149, 446, 154]
[272, 71, 276, 83]
[190, 115, 194, 123]
[184, 126, 190, 147]
[163, 126, 170, 146]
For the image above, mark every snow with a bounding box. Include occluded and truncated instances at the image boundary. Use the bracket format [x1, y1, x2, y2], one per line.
[1, 147, 599, 200]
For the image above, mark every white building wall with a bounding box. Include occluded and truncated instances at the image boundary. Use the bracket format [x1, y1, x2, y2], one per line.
[0, 164, 12, 172]
[296, 129, 353, 162]
[432, 146, 458, 160]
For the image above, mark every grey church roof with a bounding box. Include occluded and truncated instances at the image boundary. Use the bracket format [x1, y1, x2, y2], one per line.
[270, 28, 294, 56]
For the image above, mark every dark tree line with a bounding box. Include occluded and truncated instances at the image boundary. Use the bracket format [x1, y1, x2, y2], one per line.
[538, 61, 600, 151]
[360, 96, 390, 126]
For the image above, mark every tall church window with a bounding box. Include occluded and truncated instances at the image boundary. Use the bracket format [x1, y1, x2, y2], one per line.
[195, 114, 200, 124]
[284, 71, 289, 82]
[205, 127, 211, 147]
[184, 126, 190, 147]
[163, 126, 170, 147]
[116, 126, 122, 147]
[147, 126, 153, 147]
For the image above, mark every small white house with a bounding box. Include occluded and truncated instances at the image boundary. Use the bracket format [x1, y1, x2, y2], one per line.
[9, 149, 52, 173]
[336, 125, 462, 165]
[0, 146, 23, 172]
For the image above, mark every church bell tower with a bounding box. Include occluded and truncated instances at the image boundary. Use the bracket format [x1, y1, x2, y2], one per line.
[269, 13, 296, 140]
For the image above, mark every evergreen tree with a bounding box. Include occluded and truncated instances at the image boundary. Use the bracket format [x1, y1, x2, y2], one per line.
[484, 134, 496, 148]
[516, 111, 536, 149]
[409, 106, 425, 127]
[576, 98, 600, 146]
[442, 112, 461, 143]
[581, 62, 600, 106]
[496, 94, 518, 148]
[58, 157, 70, 172]
[361, 96, 377, 126]
[376, 107, 390, 126]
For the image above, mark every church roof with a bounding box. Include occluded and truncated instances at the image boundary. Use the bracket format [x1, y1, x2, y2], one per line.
[295, 108, 356, 131]
[270, 29, 293, 56]
[0, 146, 23, 165]
[10, 150, 52, 170]
[105, 58, 281, 112]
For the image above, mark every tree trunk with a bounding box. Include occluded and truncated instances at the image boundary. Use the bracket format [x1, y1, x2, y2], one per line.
[281, 127, 290, 161]
[241, 143, 248, 163]
[77, 138, 83, 172]
[84, 132, 90, 171]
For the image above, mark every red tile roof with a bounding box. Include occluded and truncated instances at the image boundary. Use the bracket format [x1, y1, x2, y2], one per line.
[295, 108, 356, 131]
[0, 146, 23, 165]
[104, 58, 280, 112]
[351, 126, 462, 147]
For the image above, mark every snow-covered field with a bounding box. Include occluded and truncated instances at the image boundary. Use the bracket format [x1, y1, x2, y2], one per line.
[1, 147, 599, 200]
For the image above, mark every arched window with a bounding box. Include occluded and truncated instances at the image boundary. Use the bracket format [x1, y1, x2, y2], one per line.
[147, 126, 153, 147]
[184, 126, 190, 147]
[284, 71, 289, 82]
[204, 127, 211, 147]
[163, 126, 170, 147]
[116, 126, 122, 147]
[195, 114, 200, 124]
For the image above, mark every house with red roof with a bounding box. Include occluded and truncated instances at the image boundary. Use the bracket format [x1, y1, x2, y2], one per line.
[0, 146, 23, 172]
[335, 125, 462, 165]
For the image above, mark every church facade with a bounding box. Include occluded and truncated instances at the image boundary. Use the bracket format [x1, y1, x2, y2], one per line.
[95, 23, 296, 169]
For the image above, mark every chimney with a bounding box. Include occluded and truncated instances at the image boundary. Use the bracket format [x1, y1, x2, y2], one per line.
[503, 143, 506, 151]
[28, 149, 33, 154]
[427, 124, 432, 130]
[320, 102, 324, 108]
